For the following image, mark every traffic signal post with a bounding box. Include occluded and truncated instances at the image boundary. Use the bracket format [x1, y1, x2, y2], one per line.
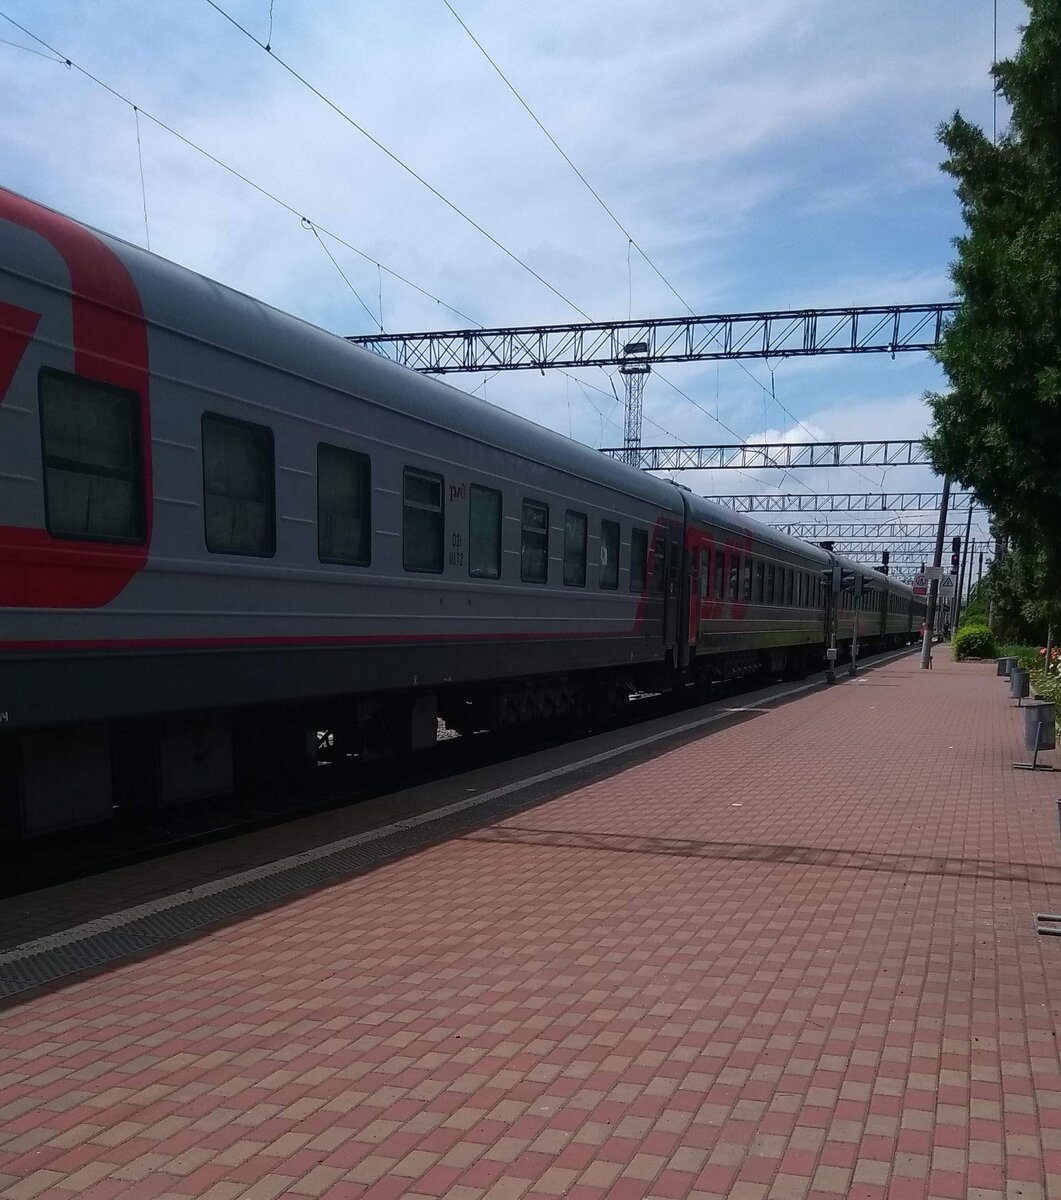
[920, 477, 951, 669]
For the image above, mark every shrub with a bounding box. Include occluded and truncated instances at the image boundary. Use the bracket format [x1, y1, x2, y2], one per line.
[953, 624, 998, 660]
[1032, 671, 1061, 704]
[998, 643, 1041, 670]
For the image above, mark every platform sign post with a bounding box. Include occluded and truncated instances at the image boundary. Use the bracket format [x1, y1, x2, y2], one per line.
[920, 477, 951, 670]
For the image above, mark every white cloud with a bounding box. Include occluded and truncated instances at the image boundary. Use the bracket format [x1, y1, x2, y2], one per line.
[0, 0, 1026, 501]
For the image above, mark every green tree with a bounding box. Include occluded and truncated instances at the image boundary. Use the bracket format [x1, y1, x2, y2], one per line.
[924, 0, 1061, 592]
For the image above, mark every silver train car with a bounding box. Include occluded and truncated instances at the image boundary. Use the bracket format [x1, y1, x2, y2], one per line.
[0, 189, 925, 838]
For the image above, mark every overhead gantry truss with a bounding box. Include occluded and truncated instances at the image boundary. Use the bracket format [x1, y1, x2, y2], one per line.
[771, 522, 970, 539]
[599, 440, 930, 471]
[348, 303, 954, 373]
[804, 541, 943, 557]
[706, 492, 980, 513]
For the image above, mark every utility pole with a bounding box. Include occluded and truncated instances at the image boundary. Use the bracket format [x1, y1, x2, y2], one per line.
[920, 476, 951, 669]
[953, 504, 974, 630]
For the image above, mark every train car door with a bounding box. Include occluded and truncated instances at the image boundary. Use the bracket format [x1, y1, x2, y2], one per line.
[662, 538, 680, 654]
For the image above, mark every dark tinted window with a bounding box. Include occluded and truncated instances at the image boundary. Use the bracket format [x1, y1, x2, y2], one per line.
[564, 510, 587, 587]
[520, 500, 548, 583]
[766, 563, 776, 604]
[202, 413, 275, 557]
[727, 553, 740, 600]
[403, 468, 444, 572]
[754, 560, 765, 603]
[39, 369, 144, 543]
[785, 568, 794, 606]
[599, 519, 620, 589]
[317, 443, 370, 565]
[469, 484, 502, 579]
[742, 557, 753, 601]
[650, 535, 666, 594]
[714, 549, 724, 598]
[630, 528, 648, 593]
[699, 548, 709, 599]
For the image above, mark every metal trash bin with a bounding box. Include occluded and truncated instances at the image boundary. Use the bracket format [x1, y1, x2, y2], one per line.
[1025, 702, 1056, 752]
[1011, 668, 1030, 700]
[999, 656, 1017, 678]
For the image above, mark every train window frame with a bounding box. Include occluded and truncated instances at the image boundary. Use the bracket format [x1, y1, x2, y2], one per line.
[742, 557, 753, 601]
[38, 368, 146, 545]
[650, 534, 666, 595]
[520, 499, 549, 584]
[317, 442, 371, 567]
[714, 548, 724, 599]
[766, 562, 776, 604]
[201, 411, 276, 558]
[754, 560, 765, 603]
[468, 483, 502, 580]
[599, 518, 620, 590]
[402, 467, 445, 574]
[699, 547, 709, 600]
[563, 509, 588, 587]
[629, 527, 648, 593]
[728, 552, 741, 600]
[785, 568, 794, 606]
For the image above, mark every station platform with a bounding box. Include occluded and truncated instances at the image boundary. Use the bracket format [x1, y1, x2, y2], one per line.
[1, 650, 1059, 1200]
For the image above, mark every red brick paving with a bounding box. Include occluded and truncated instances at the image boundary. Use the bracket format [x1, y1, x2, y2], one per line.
[2, 651, 1060, 1200]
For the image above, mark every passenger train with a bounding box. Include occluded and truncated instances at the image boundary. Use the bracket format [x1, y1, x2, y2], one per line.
[0, 188, 925, 839]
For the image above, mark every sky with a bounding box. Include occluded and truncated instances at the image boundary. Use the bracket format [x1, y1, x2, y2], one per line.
[0, 0, 1027, 575]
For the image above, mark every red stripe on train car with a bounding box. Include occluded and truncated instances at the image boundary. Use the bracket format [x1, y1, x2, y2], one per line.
[0, 189, 151, 608]
[0, 629, 644, 653]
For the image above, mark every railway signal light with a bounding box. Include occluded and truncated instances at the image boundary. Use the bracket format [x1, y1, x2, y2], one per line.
[950, 536, 961, 574]
[880, 550, 890, 575]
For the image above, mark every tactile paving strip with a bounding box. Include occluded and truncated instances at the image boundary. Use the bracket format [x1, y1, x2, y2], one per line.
[0, 783, 547, 999]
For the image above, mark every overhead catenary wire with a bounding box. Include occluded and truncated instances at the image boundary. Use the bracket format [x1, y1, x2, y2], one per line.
[132, 106, 150, 252]
[0, 10, 484, 330]
[204, 0, 594, 322]
[439, 0, 855, 480]
[303, 219, 381, 332]
[0, 9, 624, 443]
[441, 0, 697, 317]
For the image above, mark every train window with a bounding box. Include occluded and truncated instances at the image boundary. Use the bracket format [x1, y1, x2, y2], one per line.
[727, 553, 740, 600]
[202, 413, 275, 557]
[766, 562, 776, 604]
[629, 527, 647, 592]
[403, 468, 444, 572]
[469, 484, 502, 579]
[599, 519, 620, 589]
[785, 568, 794, 606]
[521, 500, 549, 583]
[797, 573, 805, 607]
[700, 548, 709, 600]
[39, 369, 145, 543]
[564, 510, 588, 587]
[650, 535, 666, 594]
[714, 549, 724, 599]
[754, 560, 765, 603]
[317, 443, 370, 566]
[742, 557, 753, 601]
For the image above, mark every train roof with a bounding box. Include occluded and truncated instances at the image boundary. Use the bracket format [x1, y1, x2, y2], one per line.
[2, 189, 686, 517]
